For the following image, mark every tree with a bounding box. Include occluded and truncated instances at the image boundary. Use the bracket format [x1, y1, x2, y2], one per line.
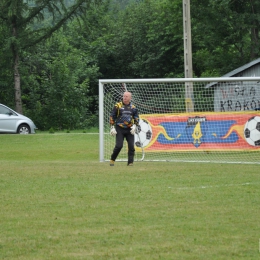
[0, 0, 102, 114]
[20, 28, 100, 130]
[98, 0, 184, 79]
[0, 20, 13, 106]
[191, 0, 260, 76]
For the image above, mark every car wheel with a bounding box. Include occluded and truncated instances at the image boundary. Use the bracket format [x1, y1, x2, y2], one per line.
[17, 124, 31, 134]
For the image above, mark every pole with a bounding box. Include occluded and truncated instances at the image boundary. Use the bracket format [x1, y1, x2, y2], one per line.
[183, 0, 194, 112]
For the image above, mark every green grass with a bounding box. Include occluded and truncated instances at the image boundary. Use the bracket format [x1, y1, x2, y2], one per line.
[0, 132, 259, 259]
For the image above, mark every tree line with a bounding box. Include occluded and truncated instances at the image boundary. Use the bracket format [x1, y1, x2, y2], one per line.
[0, 0, 259, 130]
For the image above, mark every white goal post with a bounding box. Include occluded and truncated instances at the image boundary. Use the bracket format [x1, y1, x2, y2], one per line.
[99, 77, 260, 164]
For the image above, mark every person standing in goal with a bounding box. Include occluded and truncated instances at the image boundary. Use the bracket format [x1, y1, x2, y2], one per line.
[109, 91, 139, 166]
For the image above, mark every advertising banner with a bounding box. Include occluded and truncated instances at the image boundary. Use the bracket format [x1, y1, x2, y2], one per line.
[135, 112, 260, 151]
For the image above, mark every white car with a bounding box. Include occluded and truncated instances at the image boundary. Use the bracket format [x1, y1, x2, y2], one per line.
[0, 103, 37, 134]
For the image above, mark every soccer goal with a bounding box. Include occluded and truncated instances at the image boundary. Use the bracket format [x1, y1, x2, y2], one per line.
[99, 77, 260, 164]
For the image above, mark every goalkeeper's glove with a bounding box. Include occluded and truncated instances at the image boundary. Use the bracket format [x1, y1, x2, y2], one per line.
[130, 124, 137, 135]
[110, 126, 117, 136]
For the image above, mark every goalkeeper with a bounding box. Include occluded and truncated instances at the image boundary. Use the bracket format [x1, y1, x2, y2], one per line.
[109, 91, 139, 166]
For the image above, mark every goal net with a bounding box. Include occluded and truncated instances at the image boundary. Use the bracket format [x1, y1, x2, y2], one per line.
[99, 77, 260, 164]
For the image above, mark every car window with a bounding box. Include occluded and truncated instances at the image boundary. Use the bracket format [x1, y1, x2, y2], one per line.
[0, 105, 13, 115]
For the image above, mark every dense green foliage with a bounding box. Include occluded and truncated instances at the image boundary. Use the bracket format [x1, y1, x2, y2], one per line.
[0, 0, 260, 130]
[0, 0, 103, 117]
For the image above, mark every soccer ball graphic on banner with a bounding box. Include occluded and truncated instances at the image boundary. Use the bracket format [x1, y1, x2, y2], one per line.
[134, 119, 153, 148]
[244, 116, 260, 146]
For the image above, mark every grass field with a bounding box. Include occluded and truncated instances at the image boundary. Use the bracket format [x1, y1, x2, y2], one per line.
[0, 132, 259, 259]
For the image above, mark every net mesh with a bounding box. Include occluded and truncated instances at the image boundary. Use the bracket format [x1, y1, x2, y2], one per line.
[101, 79, 260, 164]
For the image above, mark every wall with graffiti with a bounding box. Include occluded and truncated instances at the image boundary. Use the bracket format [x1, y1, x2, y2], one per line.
[213, 82, 260, 112]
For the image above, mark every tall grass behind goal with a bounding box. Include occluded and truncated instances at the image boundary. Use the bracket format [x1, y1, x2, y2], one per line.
[99, 78, 260, 164]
